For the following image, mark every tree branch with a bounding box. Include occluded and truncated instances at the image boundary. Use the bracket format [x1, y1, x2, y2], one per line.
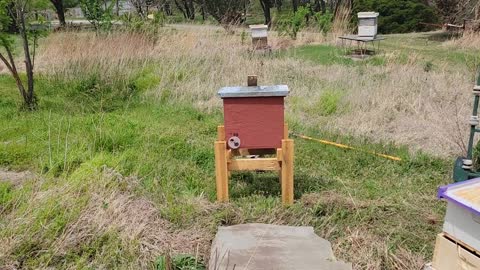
[0, 52, 14, 74]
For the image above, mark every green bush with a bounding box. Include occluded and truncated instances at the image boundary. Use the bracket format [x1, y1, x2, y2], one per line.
[353, 0, 439, 34]
[80, 0, 114, 32]
[276, 6, 310, 39]
[314, 11, 334, 35]
[120, 11, 165, 42]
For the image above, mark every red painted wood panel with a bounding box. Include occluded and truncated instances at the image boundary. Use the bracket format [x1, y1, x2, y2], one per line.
[223, 97, 284, 149]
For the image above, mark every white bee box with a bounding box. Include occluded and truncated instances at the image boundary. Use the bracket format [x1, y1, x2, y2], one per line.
[438, 178, 480, 252]
[358, 12, 379, 38]
[249, 24, 268, 38]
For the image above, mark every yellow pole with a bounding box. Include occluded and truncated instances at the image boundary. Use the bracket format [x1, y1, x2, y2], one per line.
[293, 133, 402, 162]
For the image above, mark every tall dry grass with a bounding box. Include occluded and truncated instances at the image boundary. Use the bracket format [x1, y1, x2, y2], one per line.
[37, 26, 476, 157]
[331, 4, 353, 38]
[444, 31, 480, 49]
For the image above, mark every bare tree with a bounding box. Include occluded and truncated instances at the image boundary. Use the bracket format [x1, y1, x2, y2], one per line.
[173, 0, 194, 20]
[0, 0, 39, 110]
[434, 0, 479, 23]
[259, 0, 272, 26]
[201, 0, 247, 27]
[130, 0, 147, 17]
[50, 0, 66, 26]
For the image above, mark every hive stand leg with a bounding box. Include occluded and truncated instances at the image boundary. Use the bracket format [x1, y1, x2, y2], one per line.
[284, 123, 289, 139]
[281, 139, 294, 205]
[277, 148, 283, 187]
[217, 125, 232, 178]
[214, 141, 229, 202]
[217, 125, 225, 141]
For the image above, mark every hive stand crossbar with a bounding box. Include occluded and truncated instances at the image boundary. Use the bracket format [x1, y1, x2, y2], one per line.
[214, 124, 294, 205]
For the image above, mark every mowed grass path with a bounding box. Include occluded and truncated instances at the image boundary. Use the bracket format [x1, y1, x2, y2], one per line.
[288, 31, 480, 69]
[0, 63, 450, 269]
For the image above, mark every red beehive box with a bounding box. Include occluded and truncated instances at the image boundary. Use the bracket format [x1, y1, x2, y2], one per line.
[218, 85, 289, 149]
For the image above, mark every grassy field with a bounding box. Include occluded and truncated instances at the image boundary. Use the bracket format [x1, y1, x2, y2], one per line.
[0, 26, 479, 269]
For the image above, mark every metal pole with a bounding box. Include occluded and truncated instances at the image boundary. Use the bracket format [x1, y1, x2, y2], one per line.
[466, 72, 480, 160]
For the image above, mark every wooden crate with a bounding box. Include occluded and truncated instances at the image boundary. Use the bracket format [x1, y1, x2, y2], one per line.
[432, 233, 480, 270]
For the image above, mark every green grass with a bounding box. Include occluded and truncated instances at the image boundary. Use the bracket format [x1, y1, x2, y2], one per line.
[285, 32, 479, 69]
[0, 66, 450, 269]
[382, 32, 480, 68]
[287, 44, 386, 66]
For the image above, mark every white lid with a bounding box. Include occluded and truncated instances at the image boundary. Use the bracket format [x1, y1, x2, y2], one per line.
[358, 12, 379, 18]
[249, 24, 268, 30]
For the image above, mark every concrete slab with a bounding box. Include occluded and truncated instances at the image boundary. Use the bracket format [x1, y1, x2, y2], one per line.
[209, 223, 352, 270]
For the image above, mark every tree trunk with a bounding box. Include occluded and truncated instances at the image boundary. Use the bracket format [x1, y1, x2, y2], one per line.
[313, 0, 321, 12]
[184, 0, 195, 20]
[476, 2, 480, 20]
[174, 0, 187, 18]
[275, 0, 282, 11]
[0, 50, 28, 104]
[292, 0, 298, 12]
[17, 7, 36, 110]
[164, 2, 172, 16]
[50, 0, 66, 27]
[320, 0, 326, 14]
[259, 0, 272, 26]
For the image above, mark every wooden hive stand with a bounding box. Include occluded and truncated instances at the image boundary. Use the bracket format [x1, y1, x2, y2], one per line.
[214, 123, 294, 205]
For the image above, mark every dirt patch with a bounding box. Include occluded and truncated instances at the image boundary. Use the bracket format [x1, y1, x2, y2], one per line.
[0, 169, 35, 186]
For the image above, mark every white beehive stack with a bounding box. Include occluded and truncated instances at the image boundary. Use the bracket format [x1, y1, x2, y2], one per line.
[358, 12, 379, 38]
[431, 179, 480, 270]
[249, 24, 269, 50]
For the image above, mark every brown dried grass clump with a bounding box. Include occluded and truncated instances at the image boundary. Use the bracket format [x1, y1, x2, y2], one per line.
[443, 31, 480, 49]
[332, 4, 353, 38]
[54, 191, 211, 268]
[0, 168, 212, 269]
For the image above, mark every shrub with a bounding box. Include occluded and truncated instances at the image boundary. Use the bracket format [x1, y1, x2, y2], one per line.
[80, 0, 114, 32]
[314, 11, 334, 35]
[353, 0, 439, 34]
[120, 11, 165, 42]
[276, 6, 310, 39]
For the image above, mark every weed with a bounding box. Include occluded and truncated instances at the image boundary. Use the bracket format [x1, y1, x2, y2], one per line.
[0, 182, 13, 206]
[156, 254, 206, 270]
[240, 30, 247, 45]
[310, 89, 344, 116]
[314, 11, 334, 35]
[424, 61, 434, 72]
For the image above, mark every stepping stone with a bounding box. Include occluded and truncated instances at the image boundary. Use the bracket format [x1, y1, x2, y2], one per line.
[209, 223, 352, 270]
